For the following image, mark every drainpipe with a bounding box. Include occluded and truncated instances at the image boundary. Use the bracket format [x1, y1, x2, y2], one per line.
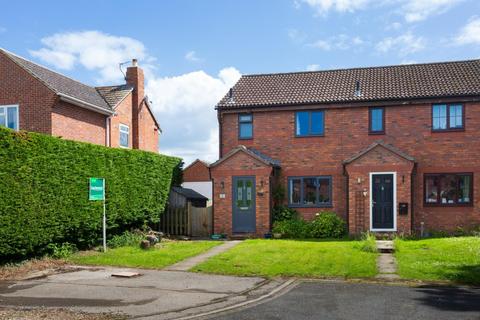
[105, 116, 111, 147]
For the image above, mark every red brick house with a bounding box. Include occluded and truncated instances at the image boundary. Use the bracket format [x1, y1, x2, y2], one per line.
[0, 48, 161, 152]
[211, 60, 480, 236]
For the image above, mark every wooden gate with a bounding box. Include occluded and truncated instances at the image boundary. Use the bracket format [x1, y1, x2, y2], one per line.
[160, 203, 212, 237]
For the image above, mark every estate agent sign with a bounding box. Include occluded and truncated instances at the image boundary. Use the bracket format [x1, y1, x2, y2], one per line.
[89, 178, 107, 252]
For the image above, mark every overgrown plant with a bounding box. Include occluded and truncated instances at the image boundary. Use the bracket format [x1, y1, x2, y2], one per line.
[107, 231, 145, 248]
[358, 232, 378, 253]
[46, 243, 77, 259]
[0, 127, 181, 259]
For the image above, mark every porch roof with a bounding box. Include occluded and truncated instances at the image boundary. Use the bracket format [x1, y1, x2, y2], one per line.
[210, 145, 281, 168]
[343, 141, 415, 165]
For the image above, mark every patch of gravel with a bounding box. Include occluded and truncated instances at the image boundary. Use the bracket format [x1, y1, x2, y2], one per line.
[0, 307, 126, 320]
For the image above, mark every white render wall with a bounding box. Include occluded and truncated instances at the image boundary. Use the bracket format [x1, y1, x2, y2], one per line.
[182, 181, 213, 200]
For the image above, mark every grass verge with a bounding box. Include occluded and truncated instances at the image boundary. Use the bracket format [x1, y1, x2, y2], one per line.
[69, 241, 220, 269]
[394, 236, 480, 285]
[192, 239, 378, 278]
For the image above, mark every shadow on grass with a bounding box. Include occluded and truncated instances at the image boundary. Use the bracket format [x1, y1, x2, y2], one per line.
[442, 264, 480, 286]
[415, 284, 480, 312]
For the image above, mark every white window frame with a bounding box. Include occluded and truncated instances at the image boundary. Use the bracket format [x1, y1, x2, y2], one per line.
[0, 104, 19, 131]
[119, 124, 130, 148]
[369, 172, 397, 232]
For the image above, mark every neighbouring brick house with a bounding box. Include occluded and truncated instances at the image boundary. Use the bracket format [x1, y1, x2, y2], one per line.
[211, 60, 480, 237]
[182, 159, 213, 203]
[0, 48, 161, 152]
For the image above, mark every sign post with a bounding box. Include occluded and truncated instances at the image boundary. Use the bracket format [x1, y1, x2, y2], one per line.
[89, 178, 106, 252]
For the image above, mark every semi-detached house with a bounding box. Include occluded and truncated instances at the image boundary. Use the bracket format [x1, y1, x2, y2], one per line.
[0, 48, 160, 152]
[210, 60, 480, 236]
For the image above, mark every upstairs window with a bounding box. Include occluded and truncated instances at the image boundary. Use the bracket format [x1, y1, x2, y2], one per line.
[432, 104, 464, 131]
[238, 114, 253, 139]
[288, 176, 332, 207]
[295, 111, 324, 137]
[0, 105, 19, 131]
[424, 173, 472, 206]
[119, 124, 129, 148]
[369, 107, 384, 134]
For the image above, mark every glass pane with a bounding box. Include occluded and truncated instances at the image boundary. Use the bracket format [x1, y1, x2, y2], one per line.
[245, 180, 252, 207]
[239, 123, 252, 138]
[449, 105, 463, 128]
[458, 175, 471, 203]
[7, 107, 18, 130]
[236, 180, 244, 207]
[318, 178, 330, 204]
[311, 111, 324, 135]
[370, 108, 383, 132]
[289, 179, 301, 205]
[303, 178, 316, 205]
[0, 108, 5, 127]
[439, 175, 457, 204]
[433, 105, 447, 130]
[425, 176, 438, 203]
[296, 112, 309, 136]
[239, 114, 252, 122]
[120, 131, 129, 147]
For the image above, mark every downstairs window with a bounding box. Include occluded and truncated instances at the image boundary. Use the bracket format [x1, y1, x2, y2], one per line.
[288, 176, 332, 207]
[424, 173, 473, 206]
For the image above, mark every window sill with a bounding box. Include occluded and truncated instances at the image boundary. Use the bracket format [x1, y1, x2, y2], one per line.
[423, 203, 473, 207]
[368, 131, 385, 135]
[288, 204, 333, 209]
[238, 137, 253, 140]
[431, 128, 465, 133]
[294, 134, 325, 138]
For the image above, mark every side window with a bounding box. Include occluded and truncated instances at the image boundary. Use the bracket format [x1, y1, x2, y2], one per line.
[432, 104, 464, 131]
[238, 114, 253, 139]
[295, 111, 324, 137]
[369, 107, 384, 134]
[119, 124, 130, 148]
[288, 176, 332, 207]
[0, 105, 19, 131]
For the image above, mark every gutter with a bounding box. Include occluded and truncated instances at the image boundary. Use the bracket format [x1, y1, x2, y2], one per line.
[58, 93, 115, 116]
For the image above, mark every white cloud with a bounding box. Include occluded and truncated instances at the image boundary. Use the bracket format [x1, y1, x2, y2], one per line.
[146, 67, 241, 164]
[31, 30, 241, 164]
[30, 31, 151, 83]
[185, 50, 202, 62]
[401, 0, 464, 23]
[376, 32, 425, 56]
[309, 34, 366, 51]
[386, 22, 402, 31]
[0, 27, 6, 34]
[306, 64, 321, 71]
[300, 0, 371, 15]
[454, 17, 480, 45]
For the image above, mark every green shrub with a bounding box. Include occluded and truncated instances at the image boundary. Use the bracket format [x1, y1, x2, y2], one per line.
[46, 242, 77, 259]
[272, 218, 310, 238]
[309, 212, 346, 238]
[107, 231, 145, 248]
[0, 127, 181, 259]
[272, 205, 298, 222]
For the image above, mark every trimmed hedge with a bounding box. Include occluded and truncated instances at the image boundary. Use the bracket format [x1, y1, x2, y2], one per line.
[0, 127, 181, 259]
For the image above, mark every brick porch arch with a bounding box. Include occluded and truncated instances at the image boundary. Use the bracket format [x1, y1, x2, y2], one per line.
[344, 141, 415, 235]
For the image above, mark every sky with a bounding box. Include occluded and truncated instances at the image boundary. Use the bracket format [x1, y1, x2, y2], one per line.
[1, 0, 480, 165]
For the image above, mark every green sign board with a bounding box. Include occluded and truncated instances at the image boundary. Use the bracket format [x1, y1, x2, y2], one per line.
[89, 178, 105, 201]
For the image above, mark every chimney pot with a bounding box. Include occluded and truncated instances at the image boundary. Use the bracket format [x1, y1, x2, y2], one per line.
[132, 59, 138, 67]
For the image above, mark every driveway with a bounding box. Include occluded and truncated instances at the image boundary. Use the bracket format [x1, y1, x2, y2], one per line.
[211, 280, 480, 320]
[0, 266, 284, 320]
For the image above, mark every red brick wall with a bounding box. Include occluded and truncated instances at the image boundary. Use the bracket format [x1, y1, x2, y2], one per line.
[126, 65, 144, 150]
[211, 151, 272, 236]
[110, 93, 132, 148]
[0, 51, 56, 134]
[51, 101, 106, 145]
[220, 101, 480, 233]
[137, 102, 159, 153]
[184, 161, 211, 182]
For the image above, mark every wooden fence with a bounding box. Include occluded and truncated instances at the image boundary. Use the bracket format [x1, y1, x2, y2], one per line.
[160, 202, 212, 237]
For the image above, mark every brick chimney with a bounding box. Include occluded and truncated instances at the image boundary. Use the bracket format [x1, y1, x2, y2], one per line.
[126, 59, 144, 149]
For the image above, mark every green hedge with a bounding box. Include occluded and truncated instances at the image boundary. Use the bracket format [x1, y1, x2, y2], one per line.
[0, 127, 181, 259]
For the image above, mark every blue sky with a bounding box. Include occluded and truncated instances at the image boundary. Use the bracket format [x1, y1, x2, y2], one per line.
[1, 0, 480, 164]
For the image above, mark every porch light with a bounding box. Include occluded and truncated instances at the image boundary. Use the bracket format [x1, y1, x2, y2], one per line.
[220, 181, 225, 190]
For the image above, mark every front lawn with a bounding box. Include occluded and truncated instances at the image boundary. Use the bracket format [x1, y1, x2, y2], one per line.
[69, 241, 220, 269]
[192, 239, 378, 278]
[394, 237, 480, 285]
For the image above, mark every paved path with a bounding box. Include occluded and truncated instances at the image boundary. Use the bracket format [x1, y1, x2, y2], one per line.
[211, 281, 480, 320]
[165, 240, 241, 271]
[0, 266, 285, 320]
[375, 240, 400, 280]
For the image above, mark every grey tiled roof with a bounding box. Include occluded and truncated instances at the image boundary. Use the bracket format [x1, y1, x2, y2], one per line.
[248, 147, 281, 167]
[172, 187, 208, 200]
[343, 141, 415, 164]
[210, 145, 281, 168]
[1, 48, 112, 112]
[96, 85, 133, 108]
[217, 59, 480, 109]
